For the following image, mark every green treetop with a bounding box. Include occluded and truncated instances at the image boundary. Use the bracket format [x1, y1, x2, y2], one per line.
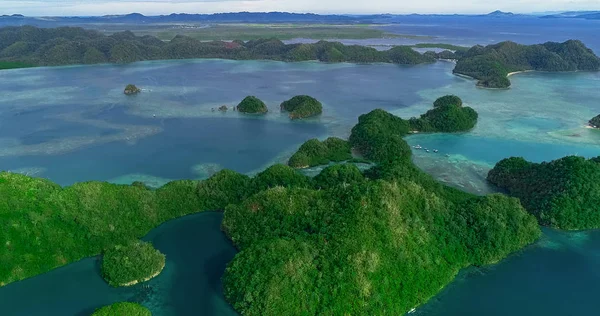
[236, 96, 268, 114]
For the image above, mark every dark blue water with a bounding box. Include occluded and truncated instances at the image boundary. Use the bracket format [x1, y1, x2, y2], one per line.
[0, 60, 455, 186]
[0, 212, 237, 316]
[417, 229, 600, 316]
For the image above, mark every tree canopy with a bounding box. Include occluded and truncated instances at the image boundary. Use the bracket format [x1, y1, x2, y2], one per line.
[288, 137, 352, 168]
[409, 95, 478, 132]
[237, 96, 268, 114]
[488, 155, 600, 230]
[280, 95, 323, 119]
[451, 40, 600, 88]
[101, 241, 165, 287]
[92, 302, 151, 316]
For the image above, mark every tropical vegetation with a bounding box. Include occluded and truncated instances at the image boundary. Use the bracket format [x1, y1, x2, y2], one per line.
[92, 302, 151, 316]
[408, 95, 478, 132]
[237, 96, 268, 114]
[101, 241, 165, 287]
[451, 40, 600, 88]
[288, 137, 352, 168]
[0, 108, 544, 315]
[488, 156, 600, 230]
[280, 95, 323, 119]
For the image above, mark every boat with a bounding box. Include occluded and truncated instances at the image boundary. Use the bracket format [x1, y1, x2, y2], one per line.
[433, 149, 438, 153]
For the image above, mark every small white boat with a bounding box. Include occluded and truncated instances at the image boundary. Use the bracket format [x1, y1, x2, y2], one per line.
[408, 308, 416, 314]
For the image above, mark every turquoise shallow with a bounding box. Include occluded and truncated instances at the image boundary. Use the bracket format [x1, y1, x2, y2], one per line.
[0, 58, 599, 315]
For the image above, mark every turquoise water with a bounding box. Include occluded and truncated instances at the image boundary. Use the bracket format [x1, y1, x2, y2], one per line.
[417, 228, 600, 316]
[1, 59, 600, 315]
[0, 212, 237, 316]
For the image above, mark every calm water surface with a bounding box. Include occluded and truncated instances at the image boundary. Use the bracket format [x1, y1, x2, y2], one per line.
[0, 212, 237, 316]
[0, 57, 599, 315]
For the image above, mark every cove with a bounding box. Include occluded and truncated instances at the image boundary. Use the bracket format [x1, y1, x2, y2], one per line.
[0, 212, 237, 316]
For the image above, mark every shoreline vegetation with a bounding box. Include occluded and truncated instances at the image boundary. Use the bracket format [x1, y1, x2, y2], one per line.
[101, 241, 166, 287]
[92, 302, 151, 316]
[488, 156, 600, 230]
[1, 26, 598, 88]
[0, 95, 546, 315]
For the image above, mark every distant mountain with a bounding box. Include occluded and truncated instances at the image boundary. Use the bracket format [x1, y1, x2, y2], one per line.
[0, 12, 387, 27]
[541, 11, 600, 19]
[485, 10, 516, 17]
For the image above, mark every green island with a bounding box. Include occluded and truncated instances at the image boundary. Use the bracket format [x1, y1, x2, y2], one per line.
[124, 84, 141, 95]
[408, 95, 478, 132]
[589, 114, 600, 128]
[236, 96, 268, 114]
[288, 137, 352, 168]
[0, 104, 542, 315]
[280, 95, 323, 119]
[488, 156, 600, 230]
[451, 40, 600, 88]
[0, 26, 598, 89]
[101, 241, 166, 287]
[92, 302, 151, 316]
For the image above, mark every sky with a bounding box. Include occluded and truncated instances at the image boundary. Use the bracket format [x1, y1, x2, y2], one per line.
[1, 0, 599, 16]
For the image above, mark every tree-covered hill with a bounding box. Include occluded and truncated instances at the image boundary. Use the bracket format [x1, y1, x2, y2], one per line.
[488, 156, 600, 230]
[0, 26, 434, 66]
[451, 40, 600, 88]
[0, 108, 541, 315]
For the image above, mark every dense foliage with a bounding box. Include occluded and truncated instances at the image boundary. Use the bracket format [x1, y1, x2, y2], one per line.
[488, 156, 600, 230]
[452, 40, 600, 88]
[102, 241, 165, 287]
[409, 95, 478, 132]
[348, 109, 412, 163]
[0, 61, 33, 70]
[589, 114, 600, 128]
[288, 137, 352, 168]
[0, 174, 202, 286]
[92, 302, 151, 316]
[0, 108, 542, 315]
[280, 95, 323, 119]
[0, 26, 434, 66]
[237, 96, 268, 114]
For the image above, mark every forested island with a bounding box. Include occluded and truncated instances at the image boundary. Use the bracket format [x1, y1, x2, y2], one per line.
[0, 26, 598, 88]
[101, 241, 165, 287]
[488, 156, 600, 230]
[280, 95, 323, 119]
[408, 95, 478, 132]
[450, 40, 600, 88]
[237, 96, 268, 114]
[0, 106, 541, 315]
[589, 114, 600, 128]
[92, 302, 150, 316]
